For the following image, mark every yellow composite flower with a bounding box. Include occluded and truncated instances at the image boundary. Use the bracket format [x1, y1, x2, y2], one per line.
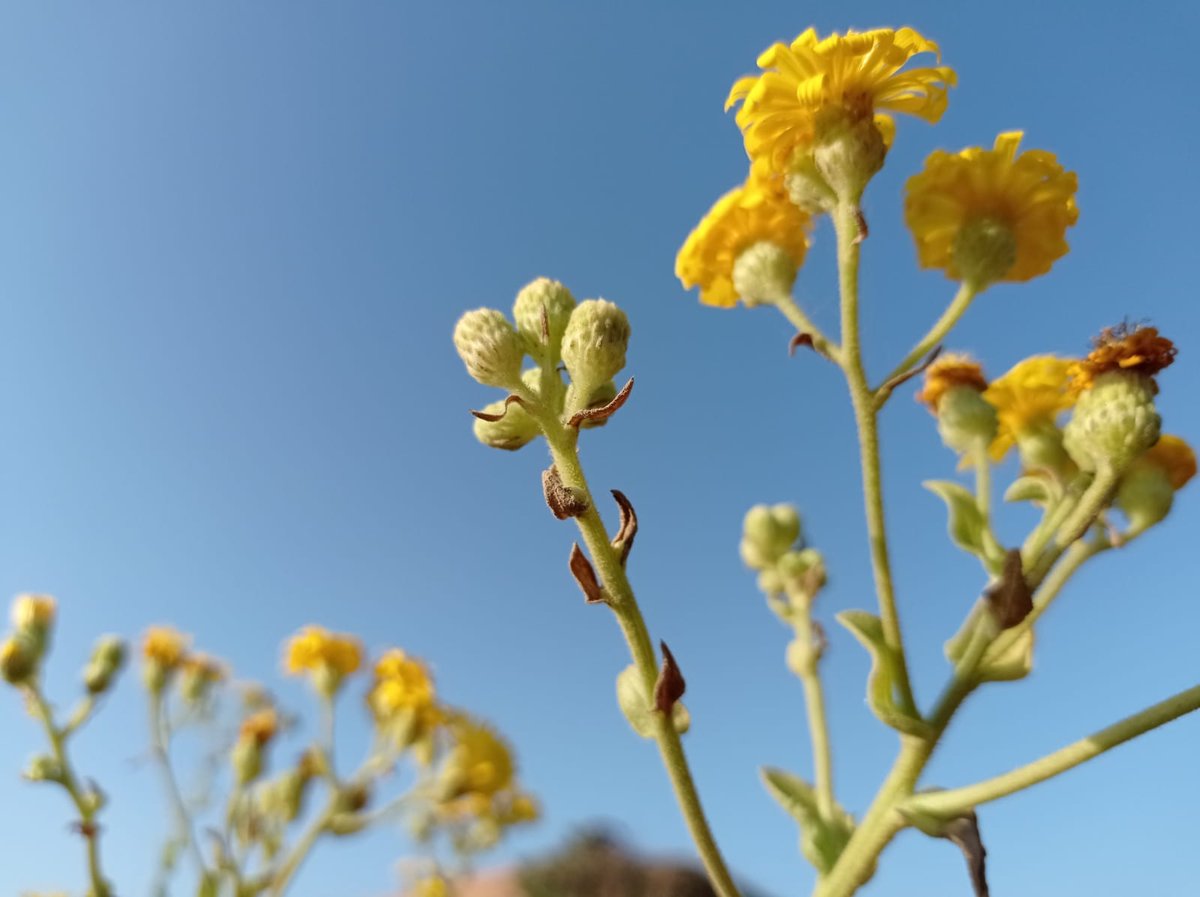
[1068, 324, 1177, 393]
[11, 594, 57, 630]
[446, 717, 515, 797]
[369, 649, 436, 716]
[915, 352, 988, 413]
[675, 181, 809, 307]
[238, 707, 280, 746]
[1141, 434, 1197, 490]
[726, 27, 955, 176]
[142, 625, 190, 670]
[411, 877, 448, 897]
[905, 132, 1079, 282]
[982, 355, 1076, 461]
[283, 625, 363, 677]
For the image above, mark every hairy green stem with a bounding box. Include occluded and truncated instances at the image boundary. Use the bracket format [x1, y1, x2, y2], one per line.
[789, 599, 836, 820]
[148, 692, 208, 878]
[903, 683, 1200, 818]
[973, 441, 1004, 564]
[879, 281, 979, 389]
[832, 199, 918, 718]
[774, 294, 842, 363]
[540, 419, 743, 897]
[29, 686, 111, 897]
[268, 795, 337, 897]
[1029, 468, 1119, 584]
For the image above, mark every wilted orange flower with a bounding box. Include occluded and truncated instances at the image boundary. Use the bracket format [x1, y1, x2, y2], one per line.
[916, 353, 988, 413]
[1068, 324, 1177, 393]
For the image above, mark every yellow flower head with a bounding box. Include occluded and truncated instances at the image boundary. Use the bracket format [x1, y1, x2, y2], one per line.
[11, 594, 57, 631]
[675, 181, 809, 308]
[238, 708, 280, 746]
[142, 625, 190, 670]
[1141, 435, 1197, 491]
[726, 28, 955, 176]
[412, 876, 448, 897]
[983, 355, 1076, 461]
[369, 649, 436, 717]
[181, 652, 227, 682]
[1068, 324, 1177, 394]
[905, 132, 1079, 283]
[446, 717, 515, 798]
[916, 353, 988, 413]
[283, 625, 363, 677]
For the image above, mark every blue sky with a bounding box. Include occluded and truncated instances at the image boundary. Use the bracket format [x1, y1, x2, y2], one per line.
[2, 3, 1198, 896]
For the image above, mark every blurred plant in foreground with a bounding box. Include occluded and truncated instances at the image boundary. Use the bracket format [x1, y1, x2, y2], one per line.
[3, 607, 536, 897]
[453, 25, 1197, 897]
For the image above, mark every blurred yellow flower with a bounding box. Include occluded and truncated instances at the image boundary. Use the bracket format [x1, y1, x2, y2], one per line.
[916, 353, 988, 413]
[905, 132, 1078, 283]
[11, 594, 56, 630]
[726, 27, 954, 176]
[369, 649, 436, 717]
[1141, 435, 1197, 490]
[238, 708, 280, 746]
[445, 717, 515, 798]
[142, 625, 190, 670]
[1068, 324, 1177, 393]
[983, 356, 1075, 461]
[411, 876, 448, 897]
[675, 182, 809, 307]
[284, 625, 363, 677]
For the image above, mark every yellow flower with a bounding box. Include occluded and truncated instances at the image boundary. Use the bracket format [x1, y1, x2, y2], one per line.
[1068, 324, 1177, 393]
[1141, 435, 1197, 490]
[726, 28, 954, 177]
[238, 708, 280, 746]
[444, 717, 514, 798]
[983, 356, 1076, 461]
[142, 625, 190, 670]
[369, 649, 436, 717]
[905, 132, 1079, 283]
[411, 877, 448, 897]
[11, 594, 56, 631]
[283, 625, 363, 677]
[915, 353, 988, 413]
[675, 181, 809, 307]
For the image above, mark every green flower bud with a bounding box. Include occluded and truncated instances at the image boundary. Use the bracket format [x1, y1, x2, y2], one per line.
[564, 379, 618, 429]
[953, 217, 1017, 287]
[731, 241, 798, 307]
[812, 113, 887, 201]
[452, 309, 525, 388]
[1115, 462, 1175, 533]
[231, 738, 264, 787]
[778, 548, 827, 597]
[936, 386, 999, 454]
[512, 277, 576, 361]
[1, 635, 38, 685]
[83, 635, 126, 695]
[756, 569, 784, 596]
[1014, 420, 1071, 475]
[1063, 371, 1160, 474]
[741, 504, 802, 570]
[472, 398, 541, 451]
[785, 156, 837, 215]
[24, 753, 64, 783]
[560, 300, 630, 393]
[786, 637, 817, 678]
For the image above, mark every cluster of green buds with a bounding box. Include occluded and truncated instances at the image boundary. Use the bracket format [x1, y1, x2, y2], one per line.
[454, 277, 632, 451]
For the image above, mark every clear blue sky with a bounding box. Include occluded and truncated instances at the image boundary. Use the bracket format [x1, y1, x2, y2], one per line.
[2, 4, 1198, 897]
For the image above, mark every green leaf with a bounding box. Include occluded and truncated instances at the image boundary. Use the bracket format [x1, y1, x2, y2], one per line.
[925, 480, 986, 558]
[616, 664, 688, 738]
[837, 610, 932, 738]
[978, 627, 1035, 682]
[760, 767, 855, 875]
[1004, 474, 1057, 505]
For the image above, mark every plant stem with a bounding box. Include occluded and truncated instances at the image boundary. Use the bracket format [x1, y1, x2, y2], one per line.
[268, 795, 337, 897]
[879, 281, 979, 388]
[148, 691, 208, 878]
[831, 199, 917, 718]
[1028, 467, 1119, 584]
[903, 683, 1200, 818]
[973, 440, 1004, 564]
[785, 598, 836, 820]
[540, 420, 743, 897]
[28, 686, 111, 897]
[774, 294, 841, 363]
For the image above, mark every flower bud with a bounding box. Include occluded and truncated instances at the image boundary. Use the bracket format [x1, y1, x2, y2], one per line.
[1014, 420, 1071, 475]
[512, 277, 576, 361]
[560, 300, 630, 393]
[452, 309, 525, 388]
[83, 635, 127, 695]
[784, 156, 837, 215]
[23, 753, 64, 783]
[1115, 434, 1196, 533]
[1, 635, 38, 685]
[472, 398, 541, 451]
[778, 548, 827, 598]
[786, 636, 817, 678]
[12, 594, 56, 658]
[731, 241, 798, 307]
[936, 386, 999, 455]
[812, 113, 887, 201]
[740, 504, 802, 570]
[953, 217, 1017, 287]
[232, 737, 264, 787]
[1063, 371, 1160, 474]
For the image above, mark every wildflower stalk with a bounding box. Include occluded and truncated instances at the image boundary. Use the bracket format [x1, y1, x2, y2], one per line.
[787, 597, 836, 819]
[27, 685, 111, 897]
[972, 440, 1004, 562]
[774, 294, 841, 362]
[831, 198, 918, 719]
[881, 281, 979, 388]
[534, 412, 744, 897]
[267, 796, 338, 897]
[148, 692, 208, 878]
[902, 682, 1200, 819]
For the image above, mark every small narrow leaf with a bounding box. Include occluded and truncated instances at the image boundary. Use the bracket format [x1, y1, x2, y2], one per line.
[1003, 474, 1059, 505]
[654, 641, 686, 715]
[978, 627, 1034, 682]
[470, 394, 525, 422]
[610, 489, 639, 565]
[568, 544, 606, 604]
[838, 610, 931, 737]
[567, 377, 633, 428]
[925, 480, 987, 558]
[760, 767, 856, 875]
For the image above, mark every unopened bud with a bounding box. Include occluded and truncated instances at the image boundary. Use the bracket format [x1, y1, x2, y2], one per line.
[1, 635, 38, 685]
[560, 300, 630, 393]
[778, 548, 827, 597]
[473, 398, 541, 451]
[1014, 420, 1071, 474]
[231, 738, 264, 787]
[812, 113, 887, 201]
[1116, 463, 1174, 534]
[512, 278, 576, 362]
[83, 635, 127, 695]
[23, 753, 64, 783]
[453, 309, 525, 388]
[1063, 371, 1160, 474]
[731, 241, 797, 307]
[11, 594, 56, 658]
[954, 217, 1017, 287]
[740, 504, 801, 570]
[937, 386, 998, 455]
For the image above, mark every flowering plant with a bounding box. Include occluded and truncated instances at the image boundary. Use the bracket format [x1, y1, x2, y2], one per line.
[453, 26, 1196, 897]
